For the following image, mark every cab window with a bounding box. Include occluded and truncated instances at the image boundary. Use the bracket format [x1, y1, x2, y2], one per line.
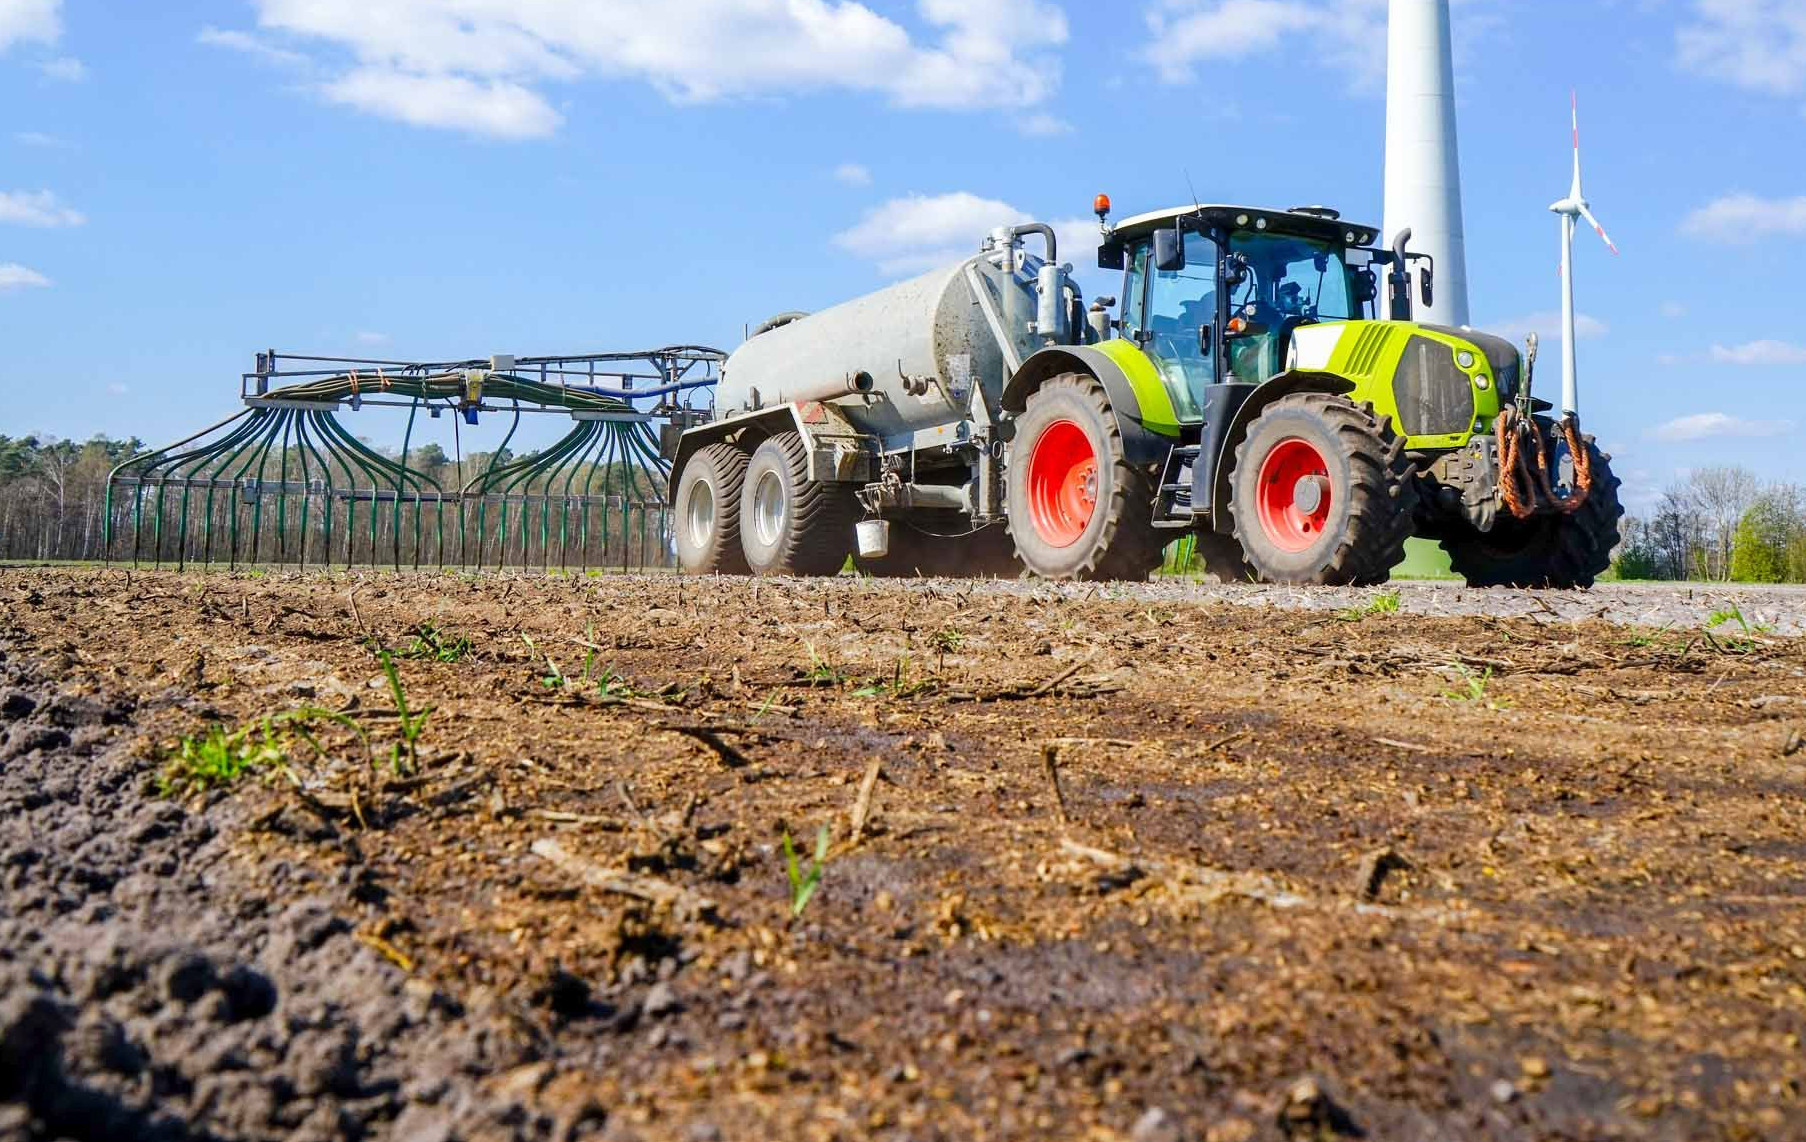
[1143, 231, 1217, 420]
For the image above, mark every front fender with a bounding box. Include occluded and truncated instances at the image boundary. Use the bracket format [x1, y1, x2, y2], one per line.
[1003, 344, 1179, 466]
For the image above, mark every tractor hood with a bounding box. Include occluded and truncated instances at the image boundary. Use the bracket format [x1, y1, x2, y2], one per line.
[1286, 320, 1510, 450]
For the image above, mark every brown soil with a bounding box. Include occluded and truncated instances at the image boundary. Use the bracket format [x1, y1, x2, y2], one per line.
[3, 565, 1805, 1142]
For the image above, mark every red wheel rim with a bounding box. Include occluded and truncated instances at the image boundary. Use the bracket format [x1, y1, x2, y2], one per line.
[1255, 437, 1332, 553]
[1026, 419, 1098, 548]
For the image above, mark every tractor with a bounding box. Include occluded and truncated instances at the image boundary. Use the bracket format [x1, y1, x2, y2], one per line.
[667, 201, 1622, 586]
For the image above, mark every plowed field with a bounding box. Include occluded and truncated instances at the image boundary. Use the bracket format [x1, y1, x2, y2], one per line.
[3, 567, 1804, 1142]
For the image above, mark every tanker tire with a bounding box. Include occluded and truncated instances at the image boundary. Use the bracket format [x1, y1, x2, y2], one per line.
[739, 432, 856, 577]
[1006, 373, 1165, 582]
[1442, 438, 1623, 588]
[1229, 393, 1416, 586]
[674, 442, 751, 575]
[856, 523, 1023, 579]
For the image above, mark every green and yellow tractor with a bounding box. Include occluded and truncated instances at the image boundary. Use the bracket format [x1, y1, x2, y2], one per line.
[670, 201, 1622, 587]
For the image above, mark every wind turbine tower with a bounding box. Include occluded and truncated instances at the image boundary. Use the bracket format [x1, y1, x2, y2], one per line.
[1384, 0, 1470, 328]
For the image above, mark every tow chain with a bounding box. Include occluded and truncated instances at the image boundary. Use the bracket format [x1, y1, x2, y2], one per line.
[1493, 406, 1592, 521]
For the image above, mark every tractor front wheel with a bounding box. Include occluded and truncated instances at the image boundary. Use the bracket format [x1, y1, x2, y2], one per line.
[738, 432, 856, 576]
[1442, 439, 1623, 588]
[674, 442, 751, 575]
[1229, 393, 1416, 585]
[1006, 374, 1164, 581]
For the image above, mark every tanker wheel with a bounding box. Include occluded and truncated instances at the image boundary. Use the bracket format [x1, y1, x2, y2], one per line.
[738, 432, 856, 576]
[674, 442, 751, 575]
[1229, 393, 1416, 585]
[1443, 438, 1622, 588]
[857, 522, 1023, 579]
[1006, 373, 1164, 582]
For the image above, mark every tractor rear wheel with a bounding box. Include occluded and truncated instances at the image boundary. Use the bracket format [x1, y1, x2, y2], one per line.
[738, 432, 856, 576]
[856, 522, 1022, 579]
[1443, 439, 1622, 588]
[1229, 393, 1416, 585]
[1006, 373, 1164, 581]
[674, 441, 751, 575]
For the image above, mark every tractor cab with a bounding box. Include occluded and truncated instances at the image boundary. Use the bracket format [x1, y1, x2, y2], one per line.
[1098, 205, 1402, 417]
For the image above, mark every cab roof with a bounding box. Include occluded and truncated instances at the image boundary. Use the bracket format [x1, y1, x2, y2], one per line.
[1110, 204, 1380, 248]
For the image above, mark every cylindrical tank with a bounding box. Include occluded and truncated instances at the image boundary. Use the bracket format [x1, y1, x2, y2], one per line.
[717, 252, 1047, 447]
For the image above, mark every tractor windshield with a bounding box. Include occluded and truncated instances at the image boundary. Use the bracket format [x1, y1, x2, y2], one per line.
[1221, 231, 1356, 385]
[1225, 232, 1356, 322]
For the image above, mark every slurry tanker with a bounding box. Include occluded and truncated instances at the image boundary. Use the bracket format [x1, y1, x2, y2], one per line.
[667, 200, 1621, 585]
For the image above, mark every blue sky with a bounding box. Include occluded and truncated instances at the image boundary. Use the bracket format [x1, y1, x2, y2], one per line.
[2, 0, 1803, 511]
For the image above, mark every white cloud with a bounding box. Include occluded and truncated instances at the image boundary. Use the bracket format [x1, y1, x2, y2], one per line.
[0, 263, 50, 290]
[1660, 301, 1687, 319]
[0, 188, 84, 227]
[1649, 412, 1795, 442]
[833, 190, 1096, 277]
[1488, 311, 1609, 344]
[323, 68, 562, 140]
[1680, 193, 1806, 242]
[1017, 112, 1074, 137]
[832, 163, 872, 187]
[37, 54, 82, 80]
[1677, 0, 1806, 104]
[835, 191, 1023, 275]
[198, 25, 308, 68]
[0, 0, 59, 52]
[1710, 339, 1806, 366]
[223, 0, 1069, 138]
[14, 130, 71, 148]
[1145, 0, 1320, 84]
[1144, 0, 1505, 90]
[354, 330, 390, 345]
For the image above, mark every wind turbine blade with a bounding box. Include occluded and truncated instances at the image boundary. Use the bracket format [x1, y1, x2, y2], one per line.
[1570, 89, 1584, 196]
[1577, 204, 1620, 255]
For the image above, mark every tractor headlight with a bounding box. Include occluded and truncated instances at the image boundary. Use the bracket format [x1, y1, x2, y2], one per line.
[1475, 374, 1490, 390]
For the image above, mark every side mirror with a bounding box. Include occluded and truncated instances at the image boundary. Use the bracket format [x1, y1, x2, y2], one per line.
[1197, 323, 1213, 357]
[1097, 239, 1124, 271]
[1153, 228, 1185, 272]
[1419, 265, 1435, 308]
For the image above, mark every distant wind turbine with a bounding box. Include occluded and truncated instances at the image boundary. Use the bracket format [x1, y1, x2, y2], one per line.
[1549, 90, 1619, 418]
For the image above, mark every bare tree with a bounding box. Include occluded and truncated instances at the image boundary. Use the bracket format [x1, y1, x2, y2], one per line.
[1684, 466, 1760, 581]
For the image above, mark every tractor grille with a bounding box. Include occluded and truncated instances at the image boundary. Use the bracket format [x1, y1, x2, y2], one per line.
[1392, 336, 1476, 437]
[1344, 324, 1394, 376]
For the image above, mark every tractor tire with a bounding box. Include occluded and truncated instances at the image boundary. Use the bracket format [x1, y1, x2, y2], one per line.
[1005, 373, 1165, 582]
[1190, 531, 1255, 584]
[1443, 438, 1623, 588]
[1229, 393, 1416, 585]
[674, 441, 751, 575]
[856, 522, 1023, 579]
[738, 432, 856, 576]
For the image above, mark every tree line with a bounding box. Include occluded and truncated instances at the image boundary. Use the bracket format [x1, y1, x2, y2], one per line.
[1614, 466, 1806, 583]
[4, 434, 1800, 581]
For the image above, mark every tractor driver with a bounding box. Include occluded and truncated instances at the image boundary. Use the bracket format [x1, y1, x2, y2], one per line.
[1177, 294, 1215, 363]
